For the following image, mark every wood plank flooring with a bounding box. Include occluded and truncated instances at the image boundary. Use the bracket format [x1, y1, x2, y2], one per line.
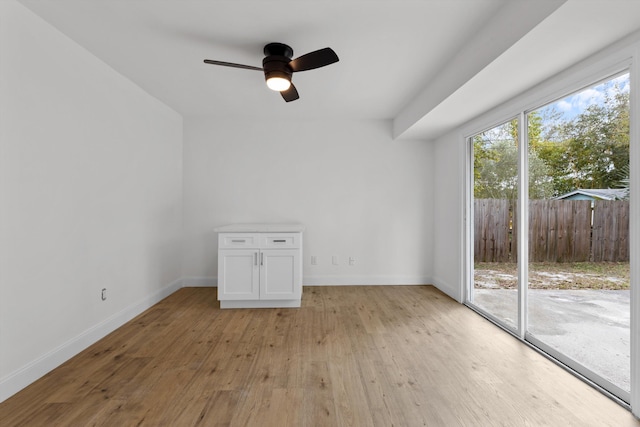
[1, 286, 637, 426]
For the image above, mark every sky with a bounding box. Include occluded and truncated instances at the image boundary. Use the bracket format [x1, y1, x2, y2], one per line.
[544, 72, 630, 121]
[477, 72, 630, 143]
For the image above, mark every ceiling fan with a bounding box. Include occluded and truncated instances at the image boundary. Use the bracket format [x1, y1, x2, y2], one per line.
[204, 42, 339, 102]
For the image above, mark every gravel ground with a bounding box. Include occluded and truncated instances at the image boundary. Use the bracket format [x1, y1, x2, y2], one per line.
[474, 262, 629, 290]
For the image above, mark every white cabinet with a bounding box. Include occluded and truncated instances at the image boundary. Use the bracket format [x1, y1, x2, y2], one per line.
[215, 224, 304, 309]
[218, 249, 260, 300]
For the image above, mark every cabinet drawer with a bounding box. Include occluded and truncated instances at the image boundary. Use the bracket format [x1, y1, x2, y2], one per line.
[262, 233, 300, 248]
[219, 233, 258, 248]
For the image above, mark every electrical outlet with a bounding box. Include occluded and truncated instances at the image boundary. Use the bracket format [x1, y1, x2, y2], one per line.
[332, 255, 338, 265]
[101, 288, 107, 301]
[349, 257, 356, 266]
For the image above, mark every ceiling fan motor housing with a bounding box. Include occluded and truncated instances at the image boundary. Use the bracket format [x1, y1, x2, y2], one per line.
[263, 42, 293, 58]
[263, 43, 294, 84]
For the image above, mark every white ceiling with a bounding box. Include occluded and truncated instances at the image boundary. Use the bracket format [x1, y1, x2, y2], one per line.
[16, 0, 640, 140]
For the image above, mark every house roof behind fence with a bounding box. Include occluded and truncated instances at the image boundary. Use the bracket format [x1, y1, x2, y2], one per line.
[554, 189, 628, 201]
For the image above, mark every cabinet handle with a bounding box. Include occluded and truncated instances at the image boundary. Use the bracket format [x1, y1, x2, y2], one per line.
[254, 252, 258, 266]
[231, 239, 246, 243]
[273, 239, 286, 243]
[260, 252, 264, 266]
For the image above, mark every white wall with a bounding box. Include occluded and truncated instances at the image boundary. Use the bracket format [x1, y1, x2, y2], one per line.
[183, 118, 433, 286]
[431, 130, 465, 302]
[0, 1, 183, 401]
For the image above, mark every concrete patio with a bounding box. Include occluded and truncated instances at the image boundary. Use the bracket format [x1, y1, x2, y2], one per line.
[473, 289, 630, 393]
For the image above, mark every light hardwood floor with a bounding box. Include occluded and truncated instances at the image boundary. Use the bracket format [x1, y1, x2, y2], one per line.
[0, 286, 637, 426]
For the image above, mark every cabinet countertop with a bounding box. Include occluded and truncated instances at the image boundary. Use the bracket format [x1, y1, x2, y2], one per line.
[214, 223, 305, 233]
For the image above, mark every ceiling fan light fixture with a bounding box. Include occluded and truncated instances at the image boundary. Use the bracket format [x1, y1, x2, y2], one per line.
[266, 76, 291, 92]
[204, 42, 339, 102]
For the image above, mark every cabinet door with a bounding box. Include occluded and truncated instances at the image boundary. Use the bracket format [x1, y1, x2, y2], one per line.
[260, 249, 301, 300]
[218, 249, 259, 300]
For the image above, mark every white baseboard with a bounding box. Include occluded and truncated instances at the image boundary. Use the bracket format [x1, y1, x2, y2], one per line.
[179, 275, 431, 288]
[181, 276, 217, 287]
[0, 278, 182, 403]
[303, 275, 432, 286]
[431, 275, 462, 303]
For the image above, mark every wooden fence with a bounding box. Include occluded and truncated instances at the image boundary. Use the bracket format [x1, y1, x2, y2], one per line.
[474, 199, 629, 263]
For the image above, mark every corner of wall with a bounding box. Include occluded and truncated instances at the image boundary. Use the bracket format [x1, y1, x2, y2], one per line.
[431, 276, 462, 303]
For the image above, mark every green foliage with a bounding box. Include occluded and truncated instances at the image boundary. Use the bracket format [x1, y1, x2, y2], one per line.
[473, 119, 554, 200]
[473, 75, 630, 199]
[558, 90, 629, 191]
[535, 139, 574, 195]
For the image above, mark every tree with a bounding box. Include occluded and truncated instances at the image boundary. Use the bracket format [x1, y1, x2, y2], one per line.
[474, 120, 554, 200]
[535, 139, 574, 196]
[536, 80, 629, 195]
[473, 75, 630, 199]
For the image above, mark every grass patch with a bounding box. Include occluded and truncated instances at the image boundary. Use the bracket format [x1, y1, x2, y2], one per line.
[474, 262, 629, 290]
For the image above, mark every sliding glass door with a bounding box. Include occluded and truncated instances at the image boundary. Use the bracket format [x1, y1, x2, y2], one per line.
[470, 120, 519, 330]
[467, 72, 631, 402]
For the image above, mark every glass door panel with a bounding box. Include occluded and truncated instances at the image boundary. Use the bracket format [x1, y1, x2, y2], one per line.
[526, 74, 630, 398]
[470, 120, 519, 330]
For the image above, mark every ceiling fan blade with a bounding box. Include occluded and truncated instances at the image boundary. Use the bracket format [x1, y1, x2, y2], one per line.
[203, 59, 263, 71]
[289, 48, 339, 72]
[281, 83, 299, 102]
